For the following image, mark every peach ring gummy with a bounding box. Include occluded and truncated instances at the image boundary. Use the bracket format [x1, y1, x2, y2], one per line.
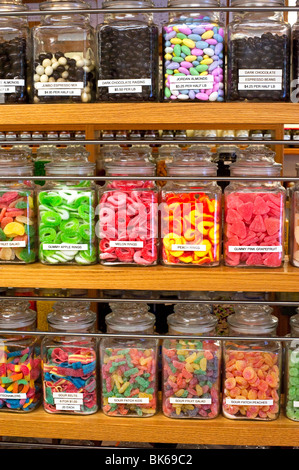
[161, 191, 221, 266]
[222, 349, 281, 420]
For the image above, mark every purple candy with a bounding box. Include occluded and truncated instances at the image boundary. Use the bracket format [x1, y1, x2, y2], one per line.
[206, 39, 218, 45]
[178, 67, 190, 75]
[179, 26, 192, 35]
[189, 90, 196, 99]
[167, 62, 179, 70]
[191, 48, 204, 56]
[165, 31, 176, 41]
[215, 43, 223, 55]
[192, 27, 205, 35]
[196, 93, 209, 101]
[180, 61, 193, 69]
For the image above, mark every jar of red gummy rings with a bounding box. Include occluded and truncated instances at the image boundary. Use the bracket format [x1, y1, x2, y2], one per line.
[160, 150, 221, 266]
[41, 301, 98, 415]
[162, 303, 221, 419]
[100, 302, 158, 417]
[98, 154, 158, 266]
[0, 300, 42, 412]
[224, 145, 285, 268]
[0, 148, 37, 264]
[222, 304, 282, 421]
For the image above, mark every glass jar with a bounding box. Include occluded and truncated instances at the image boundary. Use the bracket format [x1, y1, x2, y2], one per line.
[0, 149, 37, 264]
[162, 304, 221, 419]
[223, 304, 282, 421]
[215, 145, 240, 190]
[37, 155, 97, 265]
[163, 0, 224, 102]
[227, 0, 291, 102]
[289, 164, 299, 267]
[96, 0, 159, 102]
[224, 145, 285, 267]
[32, 0, 96, 104]
[292, 1, 299, 101]
[34, 144, 58, 186]
[96, 144, 122, 182]
[0, 299, 42, 412]
[161, 151, 222, 266]
[156, 144, 180, 187]
[100, 302, 158, 417]
[285, 309, 299, 421]
[41, 301, 98, 415]
[98, 154, 158, 266]
[0, 1, 29, 104]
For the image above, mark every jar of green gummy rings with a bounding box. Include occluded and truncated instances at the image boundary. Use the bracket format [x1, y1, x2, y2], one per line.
[100, 302, 158, 417]
[285, 310, 299, 421]
[37, 153, 97, 265]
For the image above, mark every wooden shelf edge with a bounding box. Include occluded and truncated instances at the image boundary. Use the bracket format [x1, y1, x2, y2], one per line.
[1, 407, 299, 446]
[0, 262, 298, 292]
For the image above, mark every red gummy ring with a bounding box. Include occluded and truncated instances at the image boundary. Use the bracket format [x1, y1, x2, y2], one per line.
[115, 247, 134, 262]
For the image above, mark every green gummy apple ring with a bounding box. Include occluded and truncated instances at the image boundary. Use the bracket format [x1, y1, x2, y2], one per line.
[60, 218, 80, 232]
[41, 211, 62, 227]
[73, 195, 91, 208]
[39, 227, 57, 243]
[79, 223, 94, 240]
[39, 192, 63, 207]
[78, 204, 93, 221]
[61, 232, 81, 244]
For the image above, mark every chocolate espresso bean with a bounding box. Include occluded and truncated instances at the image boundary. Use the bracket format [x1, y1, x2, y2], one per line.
[0, 37, 28, 104]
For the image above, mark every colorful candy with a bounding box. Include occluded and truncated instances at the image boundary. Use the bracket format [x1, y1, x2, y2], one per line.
[163, 11, 224, 101]
[285, 312, 299, 421]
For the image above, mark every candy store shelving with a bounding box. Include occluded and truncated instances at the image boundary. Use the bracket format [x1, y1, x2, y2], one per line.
[0, 101, 298, 447]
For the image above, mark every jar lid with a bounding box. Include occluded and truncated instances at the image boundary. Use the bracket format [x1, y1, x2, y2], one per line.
[167, 150, 217, 176]
[45, 153, 95, 176]
[230, 145, 282, 177]
[0, 148, 33, 176]
[105, 152, 156, 176]
[168, 0, 220, 8]
[168, 303, 217, 334]
[231, 0, 284, 6]
[47, 301, 96, 331]
[103, 0, 154, 9]
[158, 144, 181, 156]
[0, 300, 36, 329]
[106, 302, 155, 333]
[36, 145, 58, 156]
[227, 304, 278, 335]
[63, 145, 90, 160]
[40, 0, 90, 11]
[0, 0, 28, 12]
[216, 145, 240, 155]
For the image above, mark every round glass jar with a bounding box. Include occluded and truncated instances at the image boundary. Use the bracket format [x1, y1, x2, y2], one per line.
[215, 145, 240, 190]
[291, 0, 299, 101]
[0, 0, 29, 104]
[161, 151, 222, 267]
[224, 145, 286, 268]
[98, 155, 158, 266]
[41, 300, 98, 415]
[289, 163, 299, 267]
[227, 0, 291, 102]
[163, 0, 225, 102]
[156, 144, 180, 187]
[100, 302, 158, 417]
[0, 299, 42, 412]
[34, 145, 58, 186]
[37, 156, 97, 265]
[32, 0, 96, 104]
[0, 148, 37, 264]
[96, 0, 159, 102]
[285, 309, 299, 421]
[223, 304, 282, 421]
[162, 303, 221, 419]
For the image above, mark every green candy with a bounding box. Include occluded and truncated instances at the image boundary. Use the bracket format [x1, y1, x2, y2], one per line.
[166, 69, 174, 75]
[173, 44, 181, 56]
[176, 33, 187, 39]
[196, 64, 209, 73]
[181, 45, 191, 55]
[0, 228, 6, 241]
[41, 211, 62, 227]
[172, 57, 183, 63]
[39, 227, 57, 243]
[165, 87, 171, 98]
[135, 376, 149, 388]
[124, 367, 139, 377]
[190, 67, 199, 76]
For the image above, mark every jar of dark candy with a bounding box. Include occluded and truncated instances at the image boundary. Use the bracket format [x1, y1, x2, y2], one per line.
[227, 0, 291, 102]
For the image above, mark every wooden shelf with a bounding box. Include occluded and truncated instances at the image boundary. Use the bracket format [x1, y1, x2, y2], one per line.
[1, 406, 299, 447]
[1, 261, 299, 292]
[0, 103, 298, 128]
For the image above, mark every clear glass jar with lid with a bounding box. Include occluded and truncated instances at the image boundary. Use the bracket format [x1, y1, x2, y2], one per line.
[98, 154, 158, 266]
[37, 155, 97, 265]
[32, 0, 96, 103]
[215, 144, 240, 190]
[0, 0, 29, 104]
[0, 148, 37, 264]
[292, 1, 299, 100]
[289, 163, 299, 267]
[100, 302, 158, 417]
[162, 303, 221, 419]
[41, 300, 98, 415]
[224, 145, 285, 267]
[161, 150, 222, 266]
[163, 0, 225, 102]
[222, 304, 282, 420]
[227, 0, 291, 102]
[285, 309, 299, 421]
[96, 0, 159, 102]
[34, 144, 58, 186]
[96, 144, 122, 182]
[156, 144, 180, 187]
[0, 299, 42, 412]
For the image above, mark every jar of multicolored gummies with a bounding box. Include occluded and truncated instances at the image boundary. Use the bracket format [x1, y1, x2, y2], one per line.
[98, 154, 158, 266]
[285, 309, 299, 421]
[289, 164, 299, 267]
[163, 0, 225, 102]
[0, 148, 37, 264]
[37, 154, 97, 265]
[224, 145, 285, 267]
[0, 300, 42, 412]
[32, 0, 96, 104]
[41, 301, 98, 415]
[0, 0, 29, 104]
[162, 303, 221, 419]
[96, 0, 159, 102]
[227, 0, 291, 102]
[161, 150, 221, 266]
[100, 302, 158, 417]
[223, 304, 282, 421]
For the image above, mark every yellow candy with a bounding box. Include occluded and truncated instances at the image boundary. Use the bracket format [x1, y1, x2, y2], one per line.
[175, 389, 186, 397]
[119, 382, 131, 394]
[28, 195, 34, 209]
[164, 53, 172, 61]
[201, 30, 214, 40]
[139, 392, 153, 400]
[174, 69, 179, 73]
[169, 375, 177, 382]
[170, 37, 182, 44]
[199, 357, 207, 371]
[182, 38, 195, 48]
[3, 221, 25, 237]
[175, 406, 182, 415]
[185, 363, 194, 373]
[142, 408, 156, 414]
[185, 55, 197, 62]
[200, 58, 213, 65]
[196, 384, 203, 396]
[140, 356, 152, 365]
[186, 352, 197, 364]
[173, 26, 179, 32]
